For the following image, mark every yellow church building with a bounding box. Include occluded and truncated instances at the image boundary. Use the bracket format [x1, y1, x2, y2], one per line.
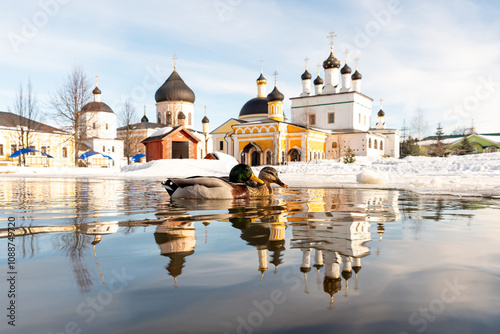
[212, 40, 400, 166]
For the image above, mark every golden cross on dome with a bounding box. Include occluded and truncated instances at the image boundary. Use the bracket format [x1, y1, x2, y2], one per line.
[260, 59, 264, 73]
[344, 49, 350, 62]
[204, 105, 207, 116]
[304, 57, 309, 69]
[144, 105, 146, 116]
[354, 56, 360, 69]
[173, 54, 178, 70]
[327, 30, 337, 49]
[316, 63, 321, 75]
[273, 70, 279, 85]
[95, 75, 98, 87]
[379, 98, 383, 109]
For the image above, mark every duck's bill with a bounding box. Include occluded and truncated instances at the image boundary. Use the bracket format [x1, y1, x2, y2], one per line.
[250, 174, 265, 184]
[275, 178, 288, 188]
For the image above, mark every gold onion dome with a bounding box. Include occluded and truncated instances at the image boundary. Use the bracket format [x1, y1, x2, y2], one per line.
[267, 86, 284, 102]
[323, 51, 341, 69]
[301, 69, 312, 80]
[256, 72, 267, 84]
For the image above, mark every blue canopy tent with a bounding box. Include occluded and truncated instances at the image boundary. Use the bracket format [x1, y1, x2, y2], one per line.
[79, 151, 112, 160]
[10, 148, 54, 158]
[130, 153, 145, 162]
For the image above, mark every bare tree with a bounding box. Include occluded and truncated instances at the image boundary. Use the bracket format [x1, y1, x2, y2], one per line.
[7, 80, 41, 166]
[118, 99, 138, 164]
[411, 109, 428, 142]
[49, 66, 92, 166]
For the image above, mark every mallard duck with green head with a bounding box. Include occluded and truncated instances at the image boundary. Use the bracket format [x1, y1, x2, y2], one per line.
[162, 164, 266, 199]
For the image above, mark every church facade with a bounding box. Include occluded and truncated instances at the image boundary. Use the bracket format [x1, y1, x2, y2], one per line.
[213, 43, 400, 165]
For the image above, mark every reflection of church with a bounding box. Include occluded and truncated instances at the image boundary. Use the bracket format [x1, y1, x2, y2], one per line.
[212, 32, 400, 166]
[154, 222, 196, 288]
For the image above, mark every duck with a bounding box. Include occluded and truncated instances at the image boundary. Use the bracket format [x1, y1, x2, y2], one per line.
[247, 166, 288, 197]
[162, 164, 265, 199]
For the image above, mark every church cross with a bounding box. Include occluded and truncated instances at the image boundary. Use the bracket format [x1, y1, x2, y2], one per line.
[259, 59, 264, 73]
[304, 57, 309, 69]
[143, 105, 146, 116]
[95, 75, 98, 87]
[354, 57, 360, 69]
[317, 63, 321, 75]
[173, 54, 178, 70]
[327, 30, 337, 49]
[273, 70, 279, 85]
[379, 98, 383, 109]
[344, 49, 349, 62]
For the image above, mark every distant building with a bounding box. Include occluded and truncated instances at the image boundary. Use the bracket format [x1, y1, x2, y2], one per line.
[420, 133, 500, 155]
[80, 83, 124, 167]
[0, 111, 74, 167]
[141, 64, 212, 162]
[214, 38, 400, 166]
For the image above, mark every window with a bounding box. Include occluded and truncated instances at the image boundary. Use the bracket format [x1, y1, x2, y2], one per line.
[380, 141, 383, 150]
[368, 138, 372, 148]
[309, 114, 316, 126]
[62, 147, 68, 158]
[158, 112, 162, 123]
[328, 112, 335, 124]
[219, 140, 224, 151]
[490, 146, 498, 152]
[41, 146, 47, 154]
[11, 144, 17, 155]
[93, 123, 96, 129]
[374, 140, 378, 149]
[103, 146, 106, 152]
[266, 151, 272, 165]
[332, 142, 338, 149]
[29, 146, 36, 155]
[0, 144, 3, 156]
[112, 146, 115, 153]
[106, 124, 109, 130]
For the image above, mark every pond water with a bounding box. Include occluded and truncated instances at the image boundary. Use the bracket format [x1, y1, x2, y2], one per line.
[1, 178, 499, 334]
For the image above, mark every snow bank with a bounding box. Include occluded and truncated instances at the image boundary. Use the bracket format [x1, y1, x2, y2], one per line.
[1, 153, 500, 198]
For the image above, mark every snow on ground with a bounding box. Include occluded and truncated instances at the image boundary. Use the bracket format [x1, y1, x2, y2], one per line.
[1, 153, 500, 198]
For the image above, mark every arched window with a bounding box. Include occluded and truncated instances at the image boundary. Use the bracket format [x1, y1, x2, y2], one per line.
[103, 146, 106, 152]
[281, 151, 285, 163]
[314, 152, 317, 159]
[266, 151, 272, 165]
[158, 112, 161, 123]
[490, 146, 498, 152]
[93, 123, 96, 129]
[332, 142, 338, 149]
[112, 146, 115, 153]
[166, 111, 172, 125]
[368, 138, 372, 148]
[374, 140, 378, 149]
[380, 141, 383, 150]
[106, 123, 109, 130]
[62, 147, 68, 158]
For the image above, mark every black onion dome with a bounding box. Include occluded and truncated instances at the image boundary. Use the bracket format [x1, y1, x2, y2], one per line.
[239, 97, 268, 118]
[323, 51, 341, 69]
[92, 86, 101, 95]
[378, 109, 385, 117]
[141, 114, 149, 122]
[202, 115, 209, 123]
[314, 75, 324, 85]
[256, 73, 267, 84]
[177, 111, 186, 119]
[155, 70, 195, 103]
[340, 63, 352, 74]
[82, 102, 114, 113]
[267, 86, 284, 102]
[301, 69, 312, 80]
[352, 70, 362, 80]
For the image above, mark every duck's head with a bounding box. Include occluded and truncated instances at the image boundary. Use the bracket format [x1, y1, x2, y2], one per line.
[230, 164, 264, 184]
[258, 167, 288, 188]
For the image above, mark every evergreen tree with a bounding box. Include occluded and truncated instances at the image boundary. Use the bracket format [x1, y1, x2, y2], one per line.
[343, 147, 356, 164]
[433, 123, 446, 157]
[456, 135, 474, 155]
[400, 136, 421, 158]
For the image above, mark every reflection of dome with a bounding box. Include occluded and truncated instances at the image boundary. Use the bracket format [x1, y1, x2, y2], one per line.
[155, 70, 195, 103]
[323, 277, 342, 297]
[82, 102, 114, 113]
[239, 97, 268, 118]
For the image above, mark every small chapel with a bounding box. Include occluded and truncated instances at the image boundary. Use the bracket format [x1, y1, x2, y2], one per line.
[212, 32, 400, 165]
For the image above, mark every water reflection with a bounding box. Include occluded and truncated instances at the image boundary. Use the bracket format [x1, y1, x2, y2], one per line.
[1, 178, 499, 333]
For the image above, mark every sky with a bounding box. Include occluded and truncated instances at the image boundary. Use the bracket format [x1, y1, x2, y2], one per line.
[1, 0, 499, 137]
